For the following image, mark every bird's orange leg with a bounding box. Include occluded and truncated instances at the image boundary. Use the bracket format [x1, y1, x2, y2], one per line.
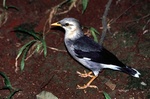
[76, 71, 98, 89]
[77, 76, 97, 89]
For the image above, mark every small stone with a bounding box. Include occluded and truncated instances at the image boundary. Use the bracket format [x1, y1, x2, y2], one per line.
[105, 80, 116, 90]
[36, 91, 58, 99]
[140, 81, 147, 86]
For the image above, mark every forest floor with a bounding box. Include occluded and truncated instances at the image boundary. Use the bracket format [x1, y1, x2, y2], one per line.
[0, 0, 149, 99]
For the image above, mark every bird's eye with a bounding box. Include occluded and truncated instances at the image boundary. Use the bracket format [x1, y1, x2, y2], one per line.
[64, 23, 69, 26]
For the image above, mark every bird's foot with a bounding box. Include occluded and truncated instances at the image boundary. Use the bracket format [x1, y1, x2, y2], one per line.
[76, 72, 98, 89]
[77, 70, 94, 78]
[77, 84, 98, 89]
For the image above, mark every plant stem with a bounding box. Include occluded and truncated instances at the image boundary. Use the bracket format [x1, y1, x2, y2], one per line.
[99, 0, 112, 45]
[3, 0, 6, 8]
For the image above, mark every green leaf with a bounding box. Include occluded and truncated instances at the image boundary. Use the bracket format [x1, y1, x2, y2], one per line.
[7, 89, 20, 99]
[90, 27, 99, 43]
[35, 43, 42, 53]
[103, 92, 111, 99]
[16, 40, 37, 60]
[41, 39, 47, 57]
[0, 72, 12, 90]
[6, 6, 19, 11]
[18, 40, 36, 71]
[20, 48, 28, 71]
[90, 27, 100, 34]
[14, 27, 47, 70]
[20, 40, 36, 71]
[0, 72, 21, 99]
[14, 28, 41, 40]
[82, 0, 89, 13]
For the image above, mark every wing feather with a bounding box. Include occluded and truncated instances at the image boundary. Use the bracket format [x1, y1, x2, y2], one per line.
[73, 36, 125, 67]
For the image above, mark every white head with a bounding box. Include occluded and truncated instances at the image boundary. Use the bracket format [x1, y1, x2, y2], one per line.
[51, 18, 84, 40]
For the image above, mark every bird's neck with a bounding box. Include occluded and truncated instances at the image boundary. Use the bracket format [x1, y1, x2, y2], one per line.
[64, 29, 84, 41]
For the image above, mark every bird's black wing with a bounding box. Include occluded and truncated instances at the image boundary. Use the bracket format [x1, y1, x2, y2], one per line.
[73, 36, 125, 67]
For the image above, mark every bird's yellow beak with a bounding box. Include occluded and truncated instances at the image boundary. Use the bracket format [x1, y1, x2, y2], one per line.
[51, 22, 62, 27]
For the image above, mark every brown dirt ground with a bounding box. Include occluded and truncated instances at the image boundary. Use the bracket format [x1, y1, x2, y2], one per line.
[0, 0, 150, 99]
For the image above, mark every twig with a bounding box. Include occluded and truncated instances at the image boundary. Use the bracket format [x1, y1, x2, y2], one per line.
[15, 57, 19, 72]
[25, 49, 37, 61]
[3, 0, 6, 8]
[43, 7, 57, 38]
[0, 8, 8, 27]
[40, 74, 55, 90]
[43, 0, 65, 37]
[43, 0, 76, 37]
[47, 46, 67, 52]
[56, 0, 77, 15]
[99, 0, 112, 45]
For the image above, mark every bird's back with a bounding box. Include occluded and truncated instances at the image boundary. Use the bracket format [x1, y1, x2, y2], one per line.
[65, 36, 126, 67]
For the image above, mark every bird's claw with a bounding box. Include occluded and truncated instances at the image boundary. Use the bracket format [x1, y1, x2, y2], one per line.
[76, 71, 98, 89]
[76, 70, 94, 78]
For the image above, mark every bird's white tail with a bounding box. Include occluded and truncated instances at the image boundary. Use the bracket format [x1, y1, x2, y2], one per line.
[120, 66, 141, 78]
[101, 64, 141, 78]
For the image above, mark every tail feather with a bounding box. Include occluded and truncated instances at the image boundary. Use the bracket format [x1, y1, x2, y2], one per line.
[120, 66, 141, 78]
[101, 64, 141, 78]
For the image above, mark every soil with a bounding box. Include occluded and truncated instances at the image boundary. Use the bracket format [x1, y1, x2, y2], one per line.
[0, 0, 149, 99]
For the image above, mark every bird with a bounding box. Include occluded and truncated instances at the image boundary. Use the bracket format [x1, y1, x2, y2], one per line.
[51, 18, 141, 89]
